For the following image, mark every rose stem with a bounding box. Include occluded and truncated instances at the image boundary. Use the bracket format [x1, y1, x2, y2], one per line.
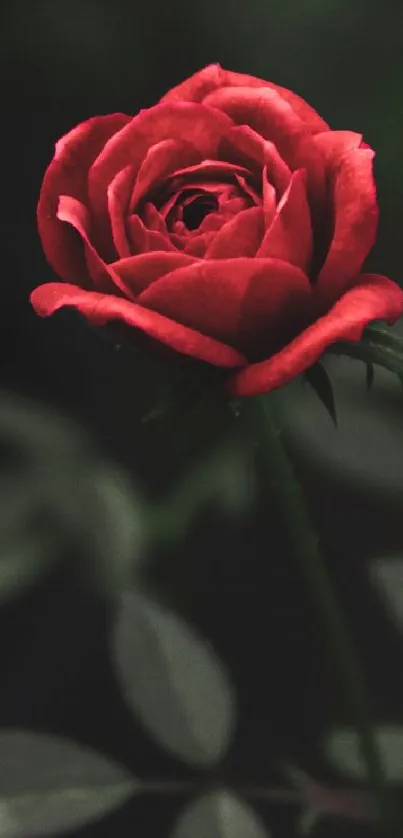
[241, 392, 400, 837]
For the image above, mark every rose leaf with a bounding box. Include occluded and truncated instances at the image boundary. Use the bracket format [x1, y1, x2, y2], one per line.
[111, 590, 236, 767]
[0, 730, 139, 837]
[171, 790, 270, 838]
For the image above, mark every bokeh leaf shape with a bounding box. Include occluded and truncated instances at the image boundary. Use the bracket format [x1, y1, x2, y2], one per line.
[171, 790, 270, 838]
[0, 730, 139, 837]
[78, 465, 146, 594]
[370, 557, 403, 633]
[112, 590, 236, 767]
[0, 392, 145, 601]
[0, 393, 83, 603]
[324, 725, 403, 782]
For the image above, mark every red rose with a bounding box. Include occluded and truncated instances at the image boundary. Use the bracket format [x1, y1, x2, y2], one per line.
[32, 64, 403, 396]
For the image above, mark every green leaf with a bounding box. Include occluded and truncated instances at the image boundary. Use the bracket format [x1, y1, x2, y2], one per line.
[0, 392, 95, 603]
[79, 466, 146, 594]
[327, 323, 403, 378]
[112, 590, 236, 767]
[0, 392, 147, 601]
[304, 361, 337, 426]
[172, 791, 270, 838]
[0, 730, 139, 837]
[324, 725, 403, 782]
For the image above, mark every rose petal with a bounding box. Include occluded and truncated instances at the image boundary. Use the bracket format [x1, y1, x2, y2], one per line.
[170, 212, 227, 252]
[183, 233, 216, 257]
[129, 138, 202, 212]
[219, 196, 251, 214]
[234, 174, 261, 205]
[108, 165, 136, 258]
[314, 130, 364, 164]
[37, 114, 130, 283]
[263, 140, 293, 196]
[161, 178, 246, 226]
[180, 191, 218, 215]
[308, 131, 367, 282]
[220, 125, 292, 196]
[198, 213, 229, 234]
[315, 147, 379, 310]
[262, 172, 277, 225]
[163, 158, 250, 185]
[127, 215, 150, 253]
[57, 195, 133, 298]
[204, 86, 326, 211]
[30, 282, 246, 368]
[128, 215, 176, 253]
[87, 102, 233, 251]
[226, 273, 403, 396]
[257, 169, 312, 272]
[111, 251, 199, 294]
[142, 202, 173, 237]
[138, 257, 311, 355]
[205, 206, 265, 258]
[160, 185, 215, 221]
[160, 64, 329, 133]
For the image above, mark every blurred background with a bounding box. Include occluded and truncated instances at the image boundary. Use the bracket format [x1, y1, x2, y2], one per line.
[1, 1, 403, 836]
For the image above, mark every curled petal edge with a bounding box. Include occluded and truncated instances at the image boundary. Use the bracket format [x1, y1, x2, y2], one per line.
[30, 283, 248, 369]
[225, 274, 403, 397]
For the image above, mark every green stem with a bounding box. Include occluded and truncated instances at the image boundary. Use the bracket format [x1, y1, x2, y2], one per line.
[246, 392, 400, 836]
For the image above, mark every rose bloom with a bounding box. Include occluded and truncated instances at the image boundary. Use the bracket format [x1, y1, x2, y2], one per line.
[32, 64, 403, 396]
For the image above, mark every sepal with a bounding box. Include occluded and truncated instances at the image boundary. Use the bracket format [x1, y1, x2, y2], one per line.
[304, 360, 338, 426]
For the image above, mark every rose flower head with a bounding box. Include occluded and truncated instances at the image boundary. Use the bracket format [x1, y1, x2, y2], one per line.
[32, 64, 403, 397]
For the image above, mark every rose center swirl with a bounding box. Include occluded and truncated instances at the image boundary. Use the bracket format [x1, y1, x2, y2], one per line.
[150, 165, 262, 235]
[172, 189, 220, 230]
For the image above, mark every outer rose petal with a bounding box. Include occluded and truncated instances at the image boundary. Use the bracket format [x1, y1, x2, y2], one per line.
[257, 169, 312, 272]
[159, 64, 329, 133]
[315, 147, 379, 310]
[30, 283, 247, 368]
[138, 257, 311, 354]
[111, 251, 200, 295]
[37, 114, 130, 284]
[225, 274, 403, 397]
[314, 130, 364, 163]
[57, 195, 133, 298]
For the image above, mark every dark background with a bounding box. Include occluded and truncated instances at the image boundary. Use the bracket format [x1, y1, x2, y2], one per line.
[1, 1, 403, 836]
